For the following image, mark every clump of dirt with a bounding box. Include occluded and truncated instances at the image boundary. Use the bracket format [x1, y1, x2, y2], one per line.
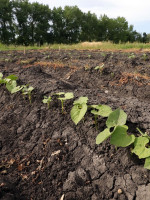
[0, 49, 150, 200]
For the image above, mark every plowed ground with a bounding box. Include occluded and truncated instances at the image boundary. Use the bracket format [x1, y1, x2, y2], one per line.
[0, 49, 150, 200]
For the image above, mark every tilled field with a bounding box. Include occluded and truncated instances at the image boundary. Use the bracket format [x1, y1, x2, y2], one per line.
[0, 49, 150, 200]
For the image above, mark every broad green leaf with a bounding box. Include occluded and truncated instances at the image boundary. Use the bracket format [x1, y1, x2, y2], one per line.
[94, 64, 104, 70]
[28, 86, 34, 92]
[144, 157, 150, 169]
[91, 105, 112, 117]
[73, 97, 88, 105]
[22, 86, 34, 94]
[0, 72, 3, 79]
[43, 99, 48, 103]
[42, 96, 52, 103]
[6, 80, 17, 92]
[58, 92, 74, 100]
[71, 103, 87, 125]
[132, 137, 150, 159]
[90, 105, 97, 109]
[96, 128, 111, 144]
[10, 86, 23, 94]
[110, 125, 135, 147]
[6, 74, 18, 81]
[0, 73, 5, 84]
[56, 92, 65, 96]
[106, 108, 127, 128]
[95, 66, 100, 70]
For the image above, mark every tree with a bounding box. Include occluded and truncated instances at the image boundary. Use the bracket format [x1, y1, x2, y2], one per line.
[0, 0, 15, 44]
[29, 2, 51, 45]
[63, 6, 83, 43]
[13, 0, 51, 46]
[108, 17, 129, 43]
[142, 32, 148, 43]
[51, 7, 66, 43]
[80, 11, 99, 42]
[13, 0, 31, 45]
[98, 15, 110, 41]
[147, 33, 150, 42]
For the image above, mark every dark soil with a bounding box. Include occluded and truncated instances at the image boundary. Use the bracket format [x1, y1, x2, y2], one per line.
[0, 49, 150, 200]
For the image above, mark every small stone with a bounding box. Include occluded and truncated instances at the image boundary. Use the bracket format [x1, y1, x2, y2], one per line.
[118, 188, 122, 194]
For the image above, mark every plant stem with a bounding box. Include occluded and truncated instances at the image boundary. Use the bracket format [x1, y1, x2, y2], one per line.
[136, 127, 144, 136]
[29, 94, 32, 104]
[61, 100, 64, 113]
[95, 115, 98, 130]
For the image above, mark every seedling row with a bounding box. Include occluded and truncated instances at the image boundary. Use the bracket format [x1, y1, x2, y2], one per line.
[1, 72, 150, 169]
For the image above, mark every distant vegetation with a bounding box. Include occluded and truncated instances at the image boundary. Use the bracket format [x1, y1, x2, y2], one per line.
[0, 0, 149, 46]
[1, 42, 150, 51]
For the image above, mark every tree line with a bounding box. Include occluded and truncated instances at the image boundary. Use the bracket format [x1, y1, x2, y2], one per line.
[0, 0, 148, 45]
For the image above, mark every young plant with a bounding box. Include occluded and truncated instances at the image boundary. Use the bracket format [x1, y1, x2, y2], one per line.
[90, 104, 112, 129]
[94, 64, 104, 75]
[6, 80, 23, 94]
[4, 75, 23, 94]
[71, 97, 88, 125]
[0, 72, 4, 84]
[142, 53, 148, 61]
[128, 53, 135, 59]
[22, 85, 34, 104]
[56, 92, 74, 113]
[96, 108, 135, 147]
[42, 96, 52, 109]
[132, 128, 150, 169]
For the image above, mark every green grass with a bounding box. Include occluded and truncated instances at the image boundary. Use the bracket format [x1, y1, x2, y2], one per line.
[1, 41, 150, 51]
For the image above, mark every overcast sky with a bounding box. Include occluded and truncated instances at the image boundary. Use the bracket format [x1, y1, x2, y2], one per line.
[29, 0, 150, 34]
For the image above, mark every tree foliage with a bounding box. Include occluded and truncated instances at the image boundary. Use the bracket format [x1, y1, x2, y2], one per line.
[0, 0, 148, 45]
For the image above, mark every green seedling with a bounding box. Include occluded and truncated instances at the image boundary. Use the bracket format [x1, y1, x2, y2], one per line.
[5, 58, 9, 62]
[71, 97, 88, 125]
[0, 72, 4, 84]
[42, 96, 52, 109]
[56, 92, 74, 113]
[101, 52, 106, 57]
[3, 74, 22, 94]
[131, 128, 150, 169]
[142, 53, 148, 61]
[96, 108, 135, 147]
[128, 53, 135, 59]
[22, 85, 34, 104]
[94, 64, 104, 75]
[4, 74, 18, 82]
[90, 104, 112, 129]
[111, 72, 115, 78]
[6, 80, 23, 94]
